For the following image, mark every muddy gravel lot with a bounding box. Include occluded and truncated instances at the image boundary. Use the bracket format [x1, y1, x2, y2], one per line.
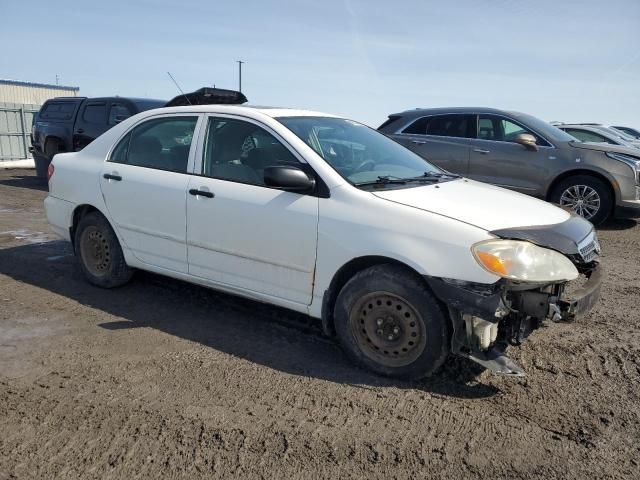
[0, 168, 639, 479]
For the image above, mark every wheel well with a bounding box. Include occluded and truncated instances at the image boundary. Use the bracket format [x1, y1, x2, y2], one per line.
[70, 204, 100, 250]
[320, 256, 428, 337]
[546, 169, 616, 204]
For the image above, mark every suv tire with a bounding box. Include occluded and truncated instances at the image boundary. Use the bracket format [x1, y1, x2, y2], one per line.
[334, 264, 450, 380]
[550, 175, 612, 225]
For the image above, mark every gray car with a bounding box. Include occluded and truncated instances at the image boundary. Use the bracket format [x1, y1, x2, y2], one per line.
[555, 123, 640, 149]
[378, 108, 640, 224]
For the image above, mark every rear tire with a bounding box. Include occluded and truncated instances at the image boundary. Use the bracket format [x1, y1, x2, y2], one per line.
[74, 212, 133, 288]
[334, 264, 450, 380]
[550, 175, 612, 225]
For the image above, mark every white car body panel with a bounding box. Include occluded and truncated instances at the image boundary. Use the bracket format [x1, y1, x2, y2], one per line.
[44, 105, 575, 320]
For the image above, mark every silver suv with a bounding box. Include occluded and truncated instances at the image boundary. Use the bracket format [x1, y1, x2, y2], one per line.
[378, 108, 640, 224]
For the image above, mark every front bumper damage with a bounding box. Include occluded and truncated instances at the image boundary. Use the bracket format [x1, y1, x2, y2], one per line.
[425, 260, 603, 377]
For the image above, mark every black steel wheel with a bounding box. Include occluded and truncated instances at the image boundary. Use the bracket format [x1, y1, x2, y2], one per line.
[334, 264, 450, 379]
[74, 211, 133, 288]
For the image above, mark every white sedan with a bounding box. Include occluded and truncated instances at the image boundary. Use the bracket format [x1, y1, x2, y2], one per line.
[45, 105, 602, 378]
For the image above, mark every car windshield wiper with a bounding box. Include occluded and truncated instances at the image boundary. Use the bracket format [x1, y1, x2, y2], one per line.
[354, 175, 408, 187]
[407, 171, 461, 180]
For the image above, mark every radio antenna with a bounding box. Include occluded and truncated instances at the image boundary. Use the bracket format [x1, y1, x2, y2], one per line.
[167, 72, 191, 105]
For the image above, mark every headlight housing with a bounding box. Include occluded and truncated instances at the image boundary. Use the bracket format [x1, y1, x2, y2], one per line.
[472, 240, 579, 282]
[606, 151, 640, 184]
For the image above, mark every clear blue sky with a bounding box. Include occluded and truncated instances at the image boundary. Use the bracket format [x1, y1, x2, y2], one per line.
[2, 0, 639, 127]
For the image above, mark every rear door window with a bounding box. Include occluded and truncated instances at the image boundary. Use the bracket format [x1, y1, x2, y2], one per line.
[403, 115, 475, 138]
[109, 116, 198, 173]
[82, 103, 107, 124]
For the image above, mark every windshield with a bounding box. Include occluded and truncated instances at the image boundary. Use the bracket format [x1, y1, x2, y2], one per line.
[277, 116, 443, 185]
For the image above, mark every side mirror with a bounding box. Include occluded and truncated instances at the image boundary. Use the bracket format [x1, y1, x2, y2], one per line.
[264, 166, 316, 192]
[515, 133, 539, 151]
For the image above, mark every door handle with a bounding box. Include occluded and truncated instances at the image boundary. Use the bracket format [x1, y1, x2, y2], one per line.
[474, 148, 490, 154]
[76, 128, 84, 134]
[103, 173, 122, 181]
[189, 188, 214, 198]
[411, 140, 427, 145]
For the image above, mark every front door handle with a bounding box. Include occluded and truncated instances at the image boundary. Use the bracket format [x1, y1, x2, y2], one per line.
[411, 139, 427, 145]
[189, 188, 214, 198]
[474, 148, 490, 154]
[103, 173, 122, 181]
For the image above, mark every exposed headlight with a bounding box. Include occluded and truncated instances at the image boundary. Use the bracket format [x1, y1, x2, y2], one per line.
[606, 151, 640, 184]
[471, 240, 579, 282]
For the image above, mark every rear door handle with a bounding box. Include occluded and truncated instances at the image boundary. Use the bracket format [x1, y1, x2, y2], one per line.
[474, 148, 490, 154]
[411, 140, 427, 145]
[76, 128, 84, 134]
[189, 188, 214, 198]
[103, 173, 122, 181]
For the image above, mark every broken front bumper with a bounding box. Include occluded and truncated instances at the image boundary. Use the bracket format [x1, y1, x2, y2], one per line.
[425, 261, 603, 376]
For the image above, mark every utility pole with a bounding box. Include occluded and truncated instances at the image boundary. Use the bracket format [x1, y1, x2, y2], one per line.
[237, 60, 245, 92]
[55, 74, 59, 86]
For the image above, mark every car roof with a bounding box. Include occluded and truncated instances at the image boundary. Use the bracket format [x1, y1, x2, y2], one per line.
[390, 107, 525, 117]
[136, 104, 339, 119]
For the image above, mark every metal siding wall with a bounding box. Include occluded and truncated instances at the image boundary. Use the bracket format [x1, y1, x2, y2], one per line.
[0, 84, 78, 105]
[0, 102, 40, 161]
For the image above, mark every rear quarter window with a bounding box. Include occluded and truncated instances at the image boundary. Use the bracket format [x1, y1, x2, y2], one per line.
[39, 102, 76, 120]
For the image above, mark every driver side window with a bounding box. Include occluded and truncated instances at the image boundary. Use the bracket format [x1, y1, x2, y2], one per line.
[478, 115, 549, 146]
[202, 118, 301, 185]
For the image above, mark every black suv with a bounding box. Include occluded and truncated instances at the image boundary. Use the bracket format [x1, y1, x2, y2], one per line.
[31, 96, 165, 178]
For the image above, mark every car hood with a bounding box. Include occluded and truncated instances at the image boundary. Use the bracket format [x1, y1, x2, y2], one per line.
[372, 178, 571, 232]
[569, 140, 640, 158]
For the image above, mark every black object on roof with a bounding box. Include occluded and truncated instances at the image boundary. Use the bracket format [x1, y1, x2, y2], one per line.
[165, 87, 248, 107]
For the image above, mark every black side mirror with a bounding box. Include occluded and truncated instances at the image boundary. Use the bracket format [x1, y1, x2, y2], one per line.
[264, 166, 316, 192]
[515, 133, 539, 151]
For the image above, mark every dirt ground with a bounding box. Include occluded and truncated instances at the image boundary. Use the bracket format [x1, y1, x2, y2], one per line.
[0, 168, 639, 479]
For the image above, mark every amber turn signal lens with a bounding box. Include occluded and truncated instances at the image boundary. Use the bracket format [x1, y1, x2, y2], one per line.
[475, 251, 508, 276]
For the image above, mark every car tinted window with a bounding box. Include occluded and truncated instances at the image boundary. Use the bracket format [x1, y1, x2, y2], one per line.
[82, 104, 107, 124]
[402, 117, 429, 134]
[109, 116, 198, 173]
[478, 114, 550, 146]
[426, 115, 474, 138]
[108, 103, 132, 126]
[563, 129, 613, 144]
[202, 118, 300, 186]
[40, 102, 76, 120]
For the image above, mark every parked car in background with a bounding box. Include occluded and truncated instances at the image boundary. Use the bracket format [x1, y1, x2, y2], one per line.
[555, 123, 640, 149]
[611, 125, 640, 140]
[30, 96, 165, 179]
[378, 108, 640, 224]
[44, 104, 603, 378]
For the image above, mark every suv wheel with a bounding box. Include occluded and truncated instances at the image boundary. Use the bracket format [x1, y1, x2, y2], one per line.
[74, 212, 133, 288]
[334, 264, 450, 380]
[550, 175, 612, 225]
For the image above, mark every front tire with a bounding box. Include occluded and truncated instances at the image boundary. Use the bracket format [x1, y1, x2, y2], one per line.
[334, 264, 450, 380]
[550, 175, 612, 225]
[74, 212, 133, 288]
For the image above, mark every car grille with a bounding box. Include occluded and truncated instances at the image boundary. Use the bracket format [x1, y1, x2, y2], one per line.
[577, 232, 600, 263]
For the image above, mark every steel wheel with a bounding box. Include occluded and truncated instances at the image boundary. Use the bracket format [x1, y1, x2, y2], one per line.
[559, 184, 601, 220]
[350, 291, 427, 368]
[79, 226, 112, 277]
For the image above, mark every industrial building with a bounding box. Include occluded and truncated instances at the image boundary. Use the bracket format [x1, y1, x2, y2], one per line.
[0, 79, 80, 163]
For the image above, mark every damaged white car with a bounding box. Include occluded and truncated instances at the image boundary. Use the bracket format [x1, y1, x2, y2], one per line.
[44, 105, 603, 378]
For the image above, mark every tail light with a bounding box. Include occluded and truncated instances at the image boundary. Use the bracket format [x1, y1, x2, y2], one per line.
[47, 163, 55, 181]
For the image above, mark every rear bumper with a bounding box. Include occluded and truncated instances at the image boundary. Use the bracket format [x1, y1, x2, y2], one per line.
[44, 195, 74, 241]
